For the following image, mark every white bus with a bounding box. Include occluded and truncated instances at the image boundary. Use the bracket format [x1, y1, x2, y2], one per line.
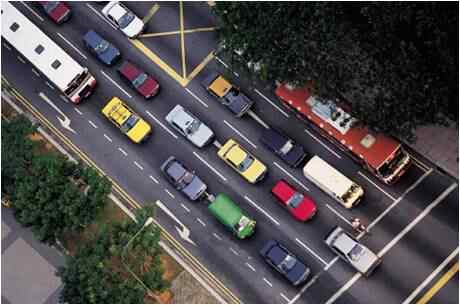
[1, 2, 96, 104]
[303, 156, 364, 208]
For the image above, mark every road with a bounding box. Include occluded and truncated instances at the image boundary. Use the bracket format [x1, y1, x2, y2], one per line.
[1, 2, 458, 304]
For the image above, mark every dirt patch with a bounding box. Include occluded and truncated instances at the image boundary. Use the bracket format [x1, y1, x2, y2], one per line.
[170, 270, 218, 304]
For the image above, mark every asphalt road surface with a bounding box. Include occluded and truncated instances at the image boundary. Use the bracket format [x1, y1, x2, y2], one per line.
[2, 2, 458, 304]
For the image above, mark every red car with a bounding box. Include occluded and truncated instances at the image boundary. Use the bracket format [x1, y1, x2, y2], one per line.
[38, 2, 71, 24]
[271, 180, 317, 221]
[117, 61, 160, 99]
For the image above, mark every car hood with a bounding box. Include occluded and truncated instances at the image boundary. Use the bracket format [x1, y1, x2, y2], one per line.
[99, 46, 120, 65]
[126, 119, 151, 143]
[286, 262, 309, 285]
[284, 144, 307, 167]
[188, 124, 214, 148]
[137, 77, 159, 97]
[182, 175, 207, 200]
[123, 17, 144, 38]
[225, 92, 253, 115]
[243, 159, 267, 183]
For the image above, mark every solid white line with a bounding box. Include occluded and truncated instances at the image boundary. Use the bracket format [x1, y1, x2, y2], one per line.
[118, 147, 128, 157]
[3, 43, 12, 51]
[46, 82, 55, 90]
[19, 2, 44, 21]
[57, 33, 88, 60]
[325, 204, 352, 226]
[305, 129, 342, 159]
[165, 189, 175, 199]
[197, 218, 206, 227]
[88, 120, 98, 129]
[324, 256, 340, 271]
[254, 88, 290, 118]
[134, 161, 144, 171]
[245, 262, 256, 272]
[280, 293, 290, 303]
[32, 69, 40, 77]
[273, 161, 309, 192]
[100, 70, 132, 98]
[86, 3, 116, 29]
[213, 233, 222, 241]
[185, 88, 209, 108]
[223, 120, 257, 149]
[193, 151, 227, 182]
[403, 247, 459, 304]
[295, 238, 328, 266]
[326, 273, 361, 304]
[263, 278, 273, 287]
[244, 195, 280, 226]
[149, 175, 159, 184]
[74, 108, 83, 115]
[215, 56, 229, 68]
[358, 171, 396, 201]
[230, 247, 239, 256]
[60, 95, 69, 103]
[17, 56, 26, 64]
[145, 110, 178, 139]
[103, 134, 112, 142]
[289, 272, 324, 304]
[180, 203, 190, 212]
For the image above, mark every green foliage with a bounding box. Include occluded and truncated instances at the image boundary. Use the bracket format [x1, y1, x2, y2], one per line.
[213, 2, 458, 141]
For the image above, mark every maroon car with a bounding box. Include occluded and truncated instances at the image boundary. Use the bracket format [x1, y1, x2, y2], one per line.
[117, 61, 160, 99]
[38, 2, 71, 24]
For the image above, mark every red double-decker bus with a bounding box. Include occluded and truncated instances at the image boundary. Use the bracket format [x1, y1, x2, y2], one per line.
[275, 84, 411, 184]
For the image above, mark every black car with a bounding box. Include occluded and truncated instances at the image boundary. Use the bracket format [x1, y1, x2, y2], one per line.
[83, 30, 121, 66]
[160, 156, 207, 201]
[260, 128, 308, 167]
[260, 240, 310, 286]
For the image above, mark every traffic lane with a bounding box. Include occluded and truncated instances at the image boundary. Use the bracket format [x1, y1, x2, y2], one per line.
[426, 269, 458, 304]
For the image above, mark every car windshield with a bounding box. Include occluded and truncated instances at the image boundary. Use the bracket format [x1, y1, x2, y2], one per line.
[118, 11, 135, 29]
[348, 244, 364, 261]
[186, 119, 201, 134]
[132, 73, 148, 88]
[179, 171, 194, 186]
[44, 2, 59, 13]
[280, 140, 294, 155]
[278, 255, 297, 272]
[95, 40, 109, 54]
[120, 114, 139, 133]
[237, 155, 254, 172]
[287, 192, 304, 208]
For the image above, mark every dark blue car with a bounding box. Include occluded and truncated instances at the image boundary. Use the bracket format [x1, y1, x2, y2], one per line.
[83, 30, 121, 66]
[260, 240, 310, 286]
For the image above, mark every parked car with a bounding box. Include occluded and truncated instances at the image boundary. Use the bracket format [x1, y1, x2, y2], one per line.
[271, 180, 317, 221]
[217, 139, 267, 183]
[260, 240, 310, 286]
[37, 1, 71, 24]
[117, 61, 159, 99]
[260, 128, 308, 167]
[165, 105, 214, 148]
[202, 72, 254, 117]
[161, 156, 207, 201]
[83, 30, 121, 66]
[102, 1, 145, 38]
[324, 226, 381, 276]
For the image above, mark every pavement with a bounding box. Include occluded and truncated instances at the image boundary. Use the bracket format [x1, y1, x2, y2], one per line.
[1, 1, 459, 304]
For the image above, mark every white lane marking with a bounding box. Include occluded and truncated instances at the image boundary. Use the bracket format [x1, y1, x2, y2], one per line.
[19, 2, 44, 21]
[103, 134, 113, 142]
[324, 256, 340, 271]
[165, 189, 175, 199]
[193, 151, 227, 182]
[273, 161, 310, 192]
[263, 278, 273, 287]
[86, 3, 116, 29]
[358, 171, 396, 201]
[325, 204, 352, 226]
[46, 82, 55, 90]
[134, 161, 144, 171]
[145, 110, 178, 139]
[403, 247, 459, 304]
[60, 95, 69, 103]
[212, 140, 222, 149]
[118, 147, 128, 157]
[88, 120, 98, 129]
[197, 218, 206, 227]
[57, 33, 88, 60]
[245, 262, 256, 272]
[180, 203, 190, 212]
[280, 293, 290, 302]
[32, 69, 40, 77]
[408, 153, 431, 172]
[289, 272, 324, 304]
[244, 195, 280, 226]
[149, 175, 159, 184]
[17, 56, 26, 64]
[247, 110, 270, 129]
[223, 120, 257, 149]
[100, 70, 132, 98]
[74, 108, 83, 115]
[213, 233, 222, 241]
[295, 238, 328, 266]
[3, 43, 12, 51]
[326, 183, 457, 304]
[215, 57, 239, 77]
[230, 247, 239, 256]
[185, 88, 209, 108]
[254, 88, 290, 118]
[305, 129, 342, 159]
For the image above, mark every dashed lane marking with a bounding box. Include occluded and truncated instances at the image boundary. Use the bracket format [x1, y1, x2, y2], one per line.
[17, 56, 26, 64]
[213, 233, 223, 241]
[88, 120, 98, 129]
[244, 196, 280, 226]
[295, 238, 328, 266]
[254, 88, 290, 118]
[145, 110, 178, 139]
[165, 189, 175, 199]
[60, 95, 69, 103]
[273, 161, 309, 192]
[32, 69, 40, 77]
[86, 3, 116, 30]
[19, 2, 44, 21]
[197, 218, 206, 227]
[223, 120, 257, 149]
[103, 134, 112, 142]
[245, 262, 256, 272]
[57, 33, 88, 60]
[305, 129, 342, 159]
[181, 203, 190, 212]
[193, 151, 227, 182]
[263, 278, 273, 287]
[149, 175, 159, 184]
[45, 82, 55, 90]
[100, 70, 132, 98]
[134, 161, 144, 171]
[230, 248, 239, 256]
[118, 147, 128, 157]
[280, 293, 290, 302]
[215, 56, 239, 77]
[185, 88, 209, 108]
[358, 171, 396, 201]
[74, 108, 83, 115]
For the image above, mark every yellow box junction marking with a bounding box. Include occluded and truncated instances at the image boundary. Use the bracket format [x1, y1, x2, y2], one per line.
[139, 27, 216, 38]
[179, 1, 187, 78]
[417, 262, 459, 304]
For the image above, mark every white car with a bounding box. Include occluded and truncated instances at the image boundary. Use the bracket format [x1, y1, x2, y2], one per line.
[102, 1, 145, 38]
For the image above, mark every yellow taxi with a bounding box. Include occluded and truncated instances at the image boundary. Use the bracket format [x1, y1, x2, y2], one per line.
[102, 97, 151, 143]
[217, 139, 267, 183]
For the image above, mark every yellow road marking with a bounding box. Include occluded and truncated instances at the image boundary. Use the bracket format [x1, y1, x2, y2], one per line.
[142, 3, 160, 24]
[139, 27, 216, 38]
[417, 262, 459, 304]
[186, 51, 215, 83]
[179, 1, 187, 78]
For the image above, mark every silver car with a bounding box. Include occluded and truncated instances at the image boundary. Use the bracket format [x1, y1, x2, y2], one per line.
[324, 226, 381, 276]
[165, 105, 214, 148]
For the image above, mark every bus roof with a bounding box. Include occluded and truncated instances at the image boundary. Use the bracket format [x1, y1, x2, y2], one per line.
[275, 84, 401, 170]
[1, 2, 85, 91]
[208, 194, 242, 227]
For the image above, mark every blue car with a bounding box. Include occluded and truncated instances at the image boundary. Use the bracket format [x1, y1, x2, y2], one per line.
[83, 30, 121, 66]
[260, 240, 310, 286]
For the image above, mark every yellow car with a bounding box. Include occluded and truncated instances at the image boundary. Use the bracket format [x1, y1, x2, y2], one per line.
[102, 97, 151, 143]
[217, 139, 267, 183]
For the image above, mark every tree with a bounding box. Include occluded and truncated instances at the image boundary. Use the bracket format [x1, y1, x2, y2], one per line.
[212, 2, 458, 141]
[58, 207, 169, 303]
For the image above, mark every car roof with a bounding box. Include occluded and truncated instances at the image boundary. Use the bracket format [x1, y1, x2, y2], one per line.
[119, 61, 140, 80]
[165, 160, 187, 182]
[103, 1, 126, 20]
[170, 107, 195, 130]
[272, 180, 295, 202]
[333, 231, 356, 254]
[226, 144, 247, 165]
[267, 244, 288, 265]
[83, 30, 102, 46]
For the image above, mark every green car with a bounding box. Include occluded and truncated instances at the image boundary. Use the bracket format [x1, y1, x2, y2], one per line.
[208, 194, 256, 239]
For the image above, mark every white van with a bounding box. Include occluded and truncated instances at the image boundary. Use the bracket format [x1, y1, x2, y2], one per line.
[303, 156, 364, 208]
